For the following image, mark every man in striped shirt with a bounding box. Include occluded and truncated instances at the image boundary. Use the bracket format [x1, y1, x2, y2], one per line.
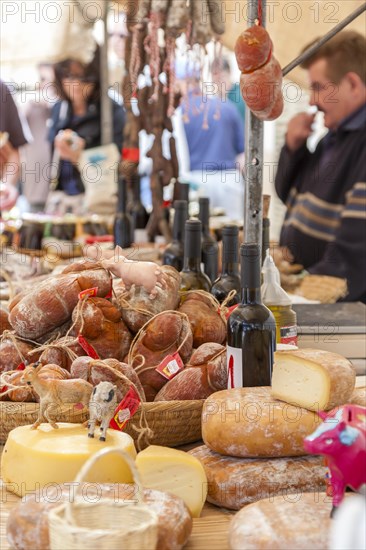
[275, 31, 366, 302]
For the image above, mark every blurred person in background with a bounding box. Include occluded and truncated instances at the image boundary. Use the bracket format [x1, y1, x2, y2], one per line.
[20, 63, 57, 213]
[176, 59, 245, 219]
[211, 57, 245, 121]
[47, 48, 125, 215]
[275, 31, 366, 302]
[0, 79, 28, 213]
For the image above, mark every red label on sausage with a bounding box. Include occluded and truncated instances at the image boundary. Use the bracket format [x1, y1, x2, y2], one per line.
[16, 362, 26, 371]
[77, 334, 100, 359]
[109, 387, 141, 431]
[78, 287, 98, 300]
[155, 352, 184, 380]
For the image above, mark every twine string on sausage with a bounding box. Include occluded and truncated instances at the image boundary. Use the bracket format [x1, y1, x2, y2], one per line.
[128, 310, 190, 371]
[179, 289, 228, 325]
[1, 330, 27, 364]
[28, 339, 79, 364]
[0, 370, 31, 399]
[116, 292, 154, 320]
[65, 294, 89, 340]
[219, 289, 238, 319]
[131, 404, 154, 452]
[88, 360, 145, 402]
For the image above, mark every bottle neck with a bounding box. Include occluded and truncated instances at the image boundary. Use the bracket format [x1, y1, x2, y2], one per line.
[183, 257, 202, 272]
[199, 201, 210, 235]
[183, 227, 202, 271]
[132, 176, 141, 202]
[117, 179, 127, 213]
[222, 232, 239, 276]
[173, 207, 188, 244]
[241, 287, 262, 304]
[241, 244, 262, 304]
[221, 262, 239, 276]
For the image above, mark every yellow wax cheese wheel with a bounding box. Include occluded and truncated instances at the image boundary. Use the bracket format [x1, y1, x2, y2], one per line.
[1, 423, 136, 497]
[136, 445, 208, 518]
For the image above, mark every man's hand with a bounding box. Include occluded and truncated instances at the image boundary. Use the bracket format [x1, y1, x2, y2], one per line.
[272, 246, 303, 274]
[286, 112, 316, 152]
[55, 129, 85, 165]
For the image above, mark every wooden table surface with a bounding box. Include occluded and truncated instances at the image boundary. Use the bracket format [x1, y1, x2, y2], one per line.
[0, 445, 234, 550]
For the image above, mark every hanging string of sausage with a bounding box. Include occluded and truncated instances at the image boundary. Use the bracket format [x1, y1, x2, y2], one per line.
[121, 0, 225, 242]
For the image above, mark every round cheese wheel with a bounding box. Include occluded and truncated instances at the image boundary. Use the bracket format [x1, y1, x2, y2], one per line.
[229, 492, 333, 549]
[189, 445, 326, 510]
[1, 423, 136, 496]
[6, 484, 192, 550]
[202, 387, 321, 457]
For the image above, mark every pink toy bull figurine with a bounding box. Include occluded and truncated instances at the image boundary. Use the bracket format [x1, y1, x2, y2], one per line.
[304, 404, 366, 516]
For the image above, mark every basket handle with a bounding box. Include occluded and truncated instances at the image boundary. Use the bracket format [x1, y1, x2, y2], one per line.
[65, 447, 144, 526]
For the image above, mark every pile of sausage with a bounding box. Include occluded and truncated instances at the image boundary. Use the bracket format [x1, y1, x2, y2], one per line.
[235, 25, 283, 121]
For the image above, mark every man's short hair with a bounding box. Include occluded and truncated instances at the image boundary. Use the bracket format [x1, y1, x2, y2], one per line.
[300, 30, 366, 84]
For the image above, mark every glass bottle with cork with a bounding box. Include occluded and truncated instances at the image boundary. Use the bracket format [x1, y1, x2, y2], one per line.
[211, 225, 241, 306]
[128, 174, 149, 243]
[261, 250, 298, 346]
[180, 219, 211, 292]
[114, 178, 133, 248]
[162, 200, 188, 272]
[227, 243, 276, 388]
[198, 197, 219, 283]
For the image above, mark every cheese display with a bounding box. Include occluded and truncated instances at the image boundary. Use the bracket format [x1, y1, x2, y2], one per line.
[135, 445, 208, 518]
[202, 387, 320, 457]
[6, 483, 192, 550]
[229, 492, 333, 549]
[271, 349, 356, 411]
[188, 445, 326, 510]
[1, 423, 136, 497]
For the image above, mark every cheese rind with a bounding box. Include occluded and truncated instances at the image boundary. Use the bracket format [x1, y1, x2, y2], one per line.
[135, 445, 208, 518]
[202, 387, 320, 458]
[229, 492, 333, 550]
[1, 423, 136, 497]
[271, 348, 356, 411]
[189, 445, 326, 510]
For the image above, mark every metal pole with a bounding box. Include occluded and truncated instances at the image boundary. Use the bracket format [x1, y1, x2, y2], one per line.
[282, 2, 366, 77]
[244, 0, 266, 246]
[100, 1, 113, 145]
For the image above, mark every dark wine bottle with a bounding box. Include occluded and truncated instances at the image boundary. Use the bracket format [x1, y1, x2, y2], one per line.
[227, 243, 276, 388]
[128, 175, 149, 243]
[198, 197, 218, 283]
[180, 219, 211, 292]
[211, 225, 241, 305]
[162, 200, 188, 271]
[114, 178, 133, 248]
[179, 182, 190, 203]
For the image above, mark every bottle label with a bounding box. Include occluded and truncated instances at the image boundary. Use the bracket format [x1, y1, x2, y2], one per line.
[227, 346, 243, 389]
[280, 325, 298, 345]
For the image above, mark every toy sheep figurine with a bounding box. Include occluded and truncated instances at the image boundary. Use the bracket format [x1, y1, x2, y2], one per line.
[88, 381, 118, 441]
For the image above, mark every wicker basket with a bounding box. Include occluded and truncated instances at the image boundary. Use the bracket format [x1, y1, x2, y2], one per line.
[48, 447, 158, 550]
[0, 399, 204, 447]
